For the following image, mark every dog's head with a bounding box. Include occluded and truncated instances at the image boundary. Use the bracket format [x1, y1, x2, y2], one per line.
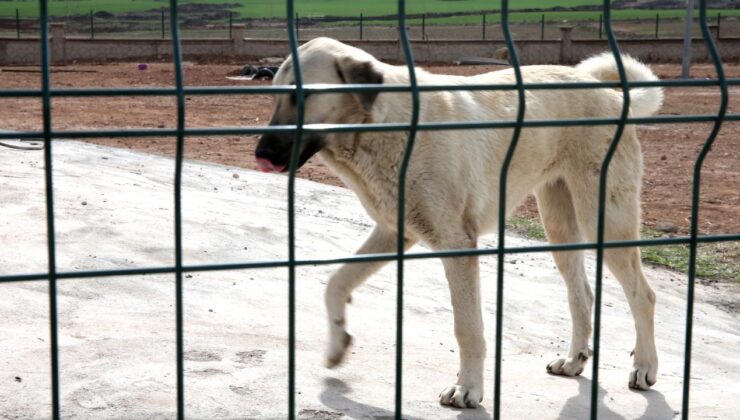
[255, 38, 384, 173]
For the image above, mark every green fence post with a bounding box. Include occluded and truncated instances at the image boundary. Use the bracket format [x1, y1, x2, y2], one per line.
[482, 13, 486, 40]
[590, 1, 634, 417]
[295, 13, 299, 40]
[163, 0, 188, 416]
[37, 0, 61, 417]
[161, 9, 165, 39]
[90, 10, 94, 39]
[422, 13, 426, 41]
[598, 13, 602, 39]
[655, 13, 659, 39]
[682, 2, 729, 417]
[359, 13, 363, 40]
[717, 12, 721, 40]
[495, 1, 525, 417]
[395, 1, 419, 417]
[285, 3, 304, 419]
[540, 13, 545, 40]
[16, 8, 20, 39]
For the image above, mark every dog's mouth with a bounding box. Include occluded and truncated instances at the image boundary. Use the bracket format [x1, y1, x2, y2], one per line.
[256, 157, 286, 173]
[254, 135, 325, 173]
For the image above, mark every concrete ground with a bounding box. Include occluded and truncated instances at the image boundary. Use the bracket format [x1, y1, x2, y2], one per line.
[0, 140, 738, 419]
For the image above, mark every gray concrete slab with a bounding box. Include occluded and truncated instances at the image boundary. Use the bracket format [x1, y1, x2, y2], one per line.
[1, 141, 738, 419]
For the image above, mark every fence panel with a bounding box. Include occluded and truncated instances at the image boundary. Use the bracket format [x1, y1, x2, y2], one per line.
[0, 0, 738, 419]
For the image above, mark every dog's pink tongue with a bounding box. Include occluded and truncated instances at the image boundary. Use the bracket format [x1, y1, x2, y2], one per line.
[256, 157, 286, 173]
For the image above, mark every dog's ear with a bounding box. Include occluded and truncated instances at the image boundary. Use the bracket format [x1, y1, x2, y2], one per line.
[335, 56, 383, 112]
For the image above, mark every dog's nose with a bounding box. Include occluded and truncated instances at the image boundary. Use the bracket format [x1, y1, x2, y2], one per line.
[255, 136, 287, 173]
[255, 143, 272, 160]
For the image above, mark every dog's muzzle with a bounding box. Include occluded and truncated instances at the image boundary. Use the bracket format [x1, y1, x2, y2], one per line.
[255, 133, 291, 173]
[255, 133, 325, 173]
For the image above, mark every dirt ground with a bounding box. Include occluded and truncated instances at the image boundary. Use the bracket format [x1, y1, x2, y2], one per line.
[0, 60, 738, 236]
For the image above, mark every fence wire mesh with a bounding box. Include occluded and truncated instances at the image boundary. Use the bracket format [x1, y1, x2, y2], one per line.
[0, 0, 738, 419]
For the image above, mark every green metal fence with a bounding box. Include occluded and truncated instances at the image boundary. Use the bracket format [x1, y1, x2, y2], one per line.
[0, 0, 738, 419]
[1, 8, 733, 40]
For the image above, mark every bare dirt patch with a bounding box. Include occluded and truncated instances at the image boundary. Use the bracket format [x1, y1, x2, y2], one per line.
[1, 61, 738, 237]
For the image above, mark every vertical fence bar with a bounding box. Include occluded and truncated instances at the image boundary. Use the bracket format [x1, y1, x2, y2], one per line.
[682, 2, 728, 418]
[39, 0, 61, 418]
[295, 13, 299, 41]
[598, 14, 603, 40]
[540, 14, 545, 40]
[285, 2, 302, 418]
[359, 13, 363, 40]
[494, 1, 526, 418]
[590, 1, 631, 418]
[16, 8, 21, 38]
[716, 12, 721, 40]
[482, 14, 486, 40]
[421, 14, 426, 41]
[655, 13, 659, 39]
[229, 11, 233, 39]
[681, 0, 695, 79]
[395, 0, 419, 417]
[90, 10, 94, 39]
[162, 9, 166, 39]
[166, 0, 187, 417]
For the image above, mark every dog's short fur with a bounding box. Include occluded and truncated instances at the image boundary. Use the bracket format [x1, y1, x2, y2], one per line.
[256, 38, 662, 409]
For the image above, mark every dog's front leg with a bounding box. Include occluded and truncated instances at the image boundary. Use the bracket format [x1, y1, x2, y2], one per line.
[438, 253, 485, 409]
[325, 225, 415, 367]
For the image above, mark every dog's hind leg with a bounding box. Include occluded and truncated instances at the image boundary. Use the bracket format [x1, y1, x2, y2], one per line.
[602, 239, 657, 390]
[324, 225, 416, 367]
[435, 232, 486, 409]
[536, 179, 594, 377]
[565, 167, 658, 390]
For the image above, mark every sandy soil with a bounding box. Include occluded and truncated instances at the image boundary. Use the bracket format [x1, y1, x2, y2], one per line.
[0, 60, 738, 235]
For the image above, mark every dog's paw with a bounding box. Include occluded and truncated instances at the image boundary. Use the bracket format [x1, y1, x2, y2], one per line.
[546, 352, 589, 377]
[629, 360, 657, 390]
[439, 384, 483, 409]
[325, 331, 352, 368]
[628, 347, 658, 390]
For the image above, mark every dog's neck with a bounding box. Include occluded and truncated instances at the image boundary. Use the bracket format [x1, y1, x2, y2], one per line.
[315, 65, 432, 224]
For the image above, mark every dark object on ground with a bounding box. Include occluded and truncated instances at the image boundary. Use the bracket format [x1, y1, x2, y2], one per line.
[239, 65, 280, 80]
[455, 56, 510, 66]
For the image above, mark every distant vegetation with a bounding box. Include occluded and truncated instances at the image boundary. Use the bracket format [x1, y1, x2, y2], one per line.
[1, 0, 738, 21]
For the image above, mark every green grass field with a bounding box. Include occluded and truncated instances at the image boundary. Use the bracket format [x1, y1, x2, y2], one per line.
[1, 0, 735, 21]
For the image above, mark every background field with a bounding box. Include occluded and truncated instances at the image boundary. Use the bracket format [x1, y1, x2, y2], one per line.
[1, 0, 739, 40]
[1, 0, 739, 23]
[0, 1, 705, 19]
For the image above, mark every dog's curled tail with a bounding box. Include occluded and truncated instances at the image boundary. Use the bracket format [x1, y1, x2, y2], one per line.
[575, 52, 663, 118]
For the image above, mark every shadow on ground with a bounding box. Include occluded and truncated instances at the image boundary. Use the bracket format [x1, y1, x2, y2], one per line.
[558, 376, 676, 420]
[320, 377, 492, 419]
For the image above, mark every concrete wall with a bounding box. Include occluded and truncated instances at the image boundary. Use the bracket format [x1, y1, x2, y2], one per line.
[0, 38, 39, 65]
[1, 23, 738, 66]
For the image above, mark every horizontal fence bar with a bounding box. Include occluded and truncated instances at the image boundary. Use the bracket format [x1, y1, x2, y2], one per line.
[0, 113, 736, 141]
[2, 78, 740, 98]
[2, 233, 737, 284]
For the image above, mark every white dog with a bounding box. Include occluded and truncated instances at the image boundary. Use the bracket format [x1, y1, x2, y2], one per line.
[255, 37, 662, 409]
